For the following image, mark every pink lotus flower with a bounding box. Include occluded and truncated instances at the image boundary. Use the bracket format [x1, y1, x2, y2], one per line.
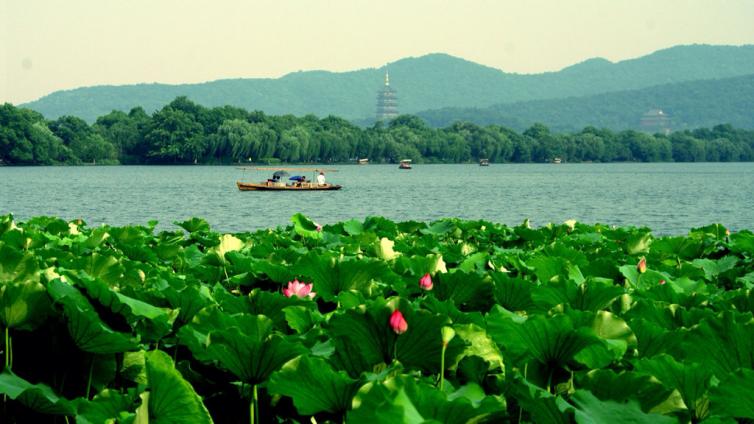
[283, 279, 316, 299]
[637, 257, 647, 274]
[419, 273, 433, 290]
[315, 222, 323, 232]
[389, 310, 408, 335]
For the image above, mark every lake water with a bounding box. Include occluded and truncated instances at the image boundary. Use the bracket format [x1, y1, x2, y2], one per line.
[1, 163, 752, 234]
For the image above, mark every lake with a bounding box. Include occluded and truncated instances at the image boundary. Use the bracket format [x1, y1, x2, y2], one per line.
[1, 163, 752, 234]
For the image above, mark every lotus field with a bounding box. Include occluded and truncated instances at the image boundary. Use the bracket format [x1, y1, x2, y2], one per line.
[2, 213, 754, 423]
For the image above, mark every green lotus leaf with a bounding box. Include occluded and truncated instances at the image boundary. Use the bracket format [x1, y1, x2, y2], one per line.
[75, 389, 137, 424]
[575, 369, 672, 413]
[626, 232, 653, 255]
[526, 255, 569, 283]
[395, 309, 463, 373]
[362, 216, 399, 238]
[457, 252, 489, 273]
[0, 369, 75, 416]
[328, 302, 393, 377]
[628, 318, 682, 359]
[571, 390, 675, 424]
[291, 213, 323, 239]
[174, 217, 211, 233]
[683, 311, 754, 378]
[708, 368, 754, 419]
[178, 308, 304, 383]
[728, 231, 754, 255]
[433, 270, 493, 312]
[505, 374, 574, 424]
[268, 355, 360, 415]
[348, 375, 505, 424]
[486, 308, 597, 369]
[342, 219, 365, 236]
[282, 305, 322, 334]
[421, 219, 457, 236]
[491, 272, 536, 313]
[418, 296, 485, 327]
[162, 282, 214, 325]
[47, 279, 139, 354]
[0, 277, 51, 331]
[143, 350, 213, 424]
[691, 256, 738, 281]
[634, 354, 713, 421]
[532, 278, 624, 312]
[70, 272, 177, 342]
[451, 323, 504, 371]
[294, 252, 388, 301]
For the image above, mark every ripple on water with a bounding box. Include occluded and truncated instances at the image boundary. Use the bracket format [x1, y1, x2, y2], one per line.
[1, 163, 753, 234]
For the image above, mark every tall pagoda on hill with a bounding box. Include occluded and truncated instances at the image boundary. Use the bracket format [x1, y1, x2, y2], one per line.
[376, 70, 398, 122]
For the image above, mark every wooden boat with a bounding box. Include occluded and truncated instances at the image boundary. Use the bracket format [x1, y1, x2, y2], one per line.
[479, 158, 490, 166]
[357, 158, 369, 165]
[236, 166, 341, 191]
[237, 181, 342, 191]
[552, 157, 562, 164]
[399, 159, 412, 169]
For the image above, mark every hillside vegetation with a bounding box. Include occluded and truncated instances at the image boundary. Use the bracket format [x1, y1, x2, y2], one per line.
[417, 73, 754, 131]
[21, 45, 754, 123]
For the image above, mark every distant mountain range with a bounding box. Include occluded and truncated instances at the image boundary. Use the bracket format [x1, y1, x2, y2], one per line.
[20, 44, 754, 126]
[416, 73, 754, 131]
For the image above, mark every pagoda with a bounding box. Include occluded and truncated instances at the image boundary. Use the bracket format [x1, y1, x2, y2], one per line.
[376, 70, 398, 122]
[639, 109, 672, 135]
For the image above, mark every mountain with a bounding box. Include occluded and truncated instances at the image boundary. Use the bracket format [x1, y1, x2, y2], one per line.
[20, 44, 754, 123]
[415, 74, 754, 131]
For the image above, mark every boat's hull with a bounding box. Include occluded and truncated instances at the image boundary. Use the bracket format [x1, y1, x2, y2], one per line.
[237, 181, 342, 191]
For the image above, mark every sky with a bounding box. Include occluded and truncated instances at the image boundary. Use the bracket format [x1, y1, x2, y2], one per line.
[2, 0, 754, 104]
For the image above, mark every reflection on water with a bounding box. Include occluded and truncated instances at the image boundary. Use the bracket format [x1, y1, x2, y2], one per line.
[1, 163, 752, 234]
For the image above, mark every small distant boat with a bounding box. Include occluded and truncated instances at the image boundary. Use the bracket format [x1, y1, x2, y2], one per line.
[479, 159, 490, 166]
[399, 159, 412, 170]
[552, 157, 562, 164]
[357, 158, 369, 165]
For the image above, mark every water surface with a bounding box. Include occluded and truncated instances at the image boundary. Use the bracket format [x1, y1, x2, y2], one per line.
[1, 163, 752, 234]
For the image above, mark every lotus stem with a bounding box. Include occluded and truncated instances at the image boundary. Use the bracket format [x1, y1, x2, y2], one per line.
[4, 327, 8, 370]
[439, 343, 447, 391]
[250, 384, 259, 424]
[85, 358, 94, 399]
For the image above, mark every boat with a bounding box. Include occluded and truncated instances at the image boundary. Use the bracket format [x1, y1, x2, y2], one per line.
[398, 159, 412, 169]
[479, 158, 490, 166]
[236, 167, 342, 191]
[552, 157, 562, 164]
[357, 158, 369, 165]
[236, 181, 342, 191]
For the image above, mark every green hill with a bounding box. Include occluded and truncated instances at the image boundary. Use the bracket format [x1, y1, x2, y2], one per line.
[20, 44, 754, 122]
[416, 73, 754, 131]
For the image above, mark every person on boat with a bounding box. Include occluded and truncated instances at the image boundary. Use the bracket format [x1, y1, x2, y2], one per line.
[317, 172, 326, 185]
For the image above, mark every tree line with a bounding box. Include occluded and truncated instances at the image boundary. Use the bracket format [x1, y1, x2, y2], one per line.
[2, 97, 754, 165]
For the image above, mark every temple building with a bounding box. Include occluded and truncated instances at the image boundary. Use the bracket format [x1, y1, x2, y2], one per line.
[376, 70, 398, 122]
[639, 109, 672, 135]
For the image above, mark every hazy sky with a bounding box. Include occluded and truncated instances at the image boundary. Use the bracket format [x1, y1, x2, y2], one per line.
[2, 0, 754, 104]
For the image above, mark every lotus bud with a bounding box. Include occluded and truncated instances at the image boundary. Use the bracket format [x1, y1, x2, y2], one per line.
[389, 310, 408, 335]
[283, 279, 316, 299]
[441, 326, 455, 347]
[419, 273, 433, 290]
[316, 224, 323, 232]
[637, 257, 647, 273]
[659, 279, 666, 285]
